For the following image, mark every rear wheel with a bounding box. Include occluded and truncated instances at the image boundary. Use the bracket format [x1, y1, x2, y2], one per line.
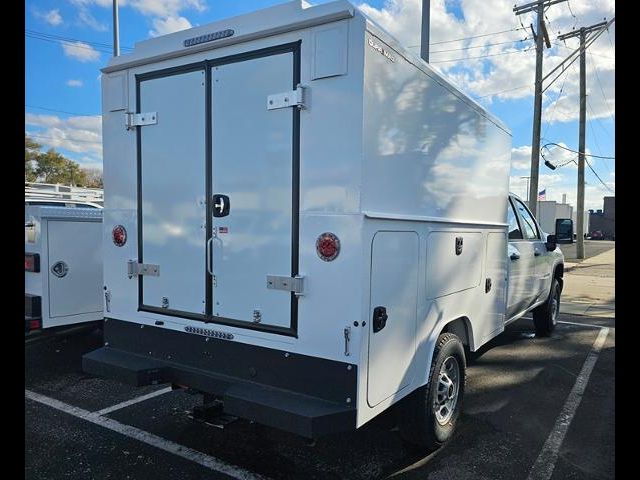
[399, 332, 466, 452]
[533, 278, 561, 337]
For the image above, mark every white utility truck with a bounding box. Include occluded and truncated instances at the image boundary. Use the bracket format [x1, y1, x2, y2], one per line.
[25, 206, 103, 335]
[83, 0, 566, 450]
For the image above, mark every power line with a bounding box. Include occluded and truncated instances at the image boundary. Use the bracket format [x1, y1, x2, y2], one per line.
[476, 84, 531, 99]
[585, 98, 614, 139]
[409, 37, 530, 53]
[588, 53, 615, 124]
[430, 45, 534, 64]
[26, 104, 98, 117]
[542, 62, 573, 139]
[407, 27, 527, 47]
[585, 101, 613, 178]
[542, 142, 614, 159]
[25, 29, 133, 54]
[586, 157, 614, 193]
[552, 42, 614, 60]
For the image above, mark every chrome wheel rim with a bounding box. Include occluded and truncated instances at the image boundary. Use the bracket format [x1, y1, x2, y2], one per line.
[434, 356, 460, 425]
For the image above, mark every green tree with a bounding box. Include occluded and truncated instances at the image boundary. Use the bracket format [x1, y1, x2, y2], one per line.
[25, 135, 40, 181]
[35, 149, 89, 186]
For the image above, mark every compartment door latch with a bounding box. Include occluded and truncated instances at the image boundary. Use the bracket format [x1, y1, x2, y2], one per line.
[127, 260, 160, 278]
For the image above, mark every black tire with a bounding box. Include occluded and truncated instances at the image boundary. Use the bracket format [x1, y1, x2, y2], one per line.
[399, 332, 466, 452]
[533, 277, 561, 337]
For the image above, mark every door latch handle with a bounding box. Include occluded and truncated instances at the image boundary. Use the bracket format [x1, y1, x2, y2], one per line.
[212, 194, 230, 217]
[206, 237, 214, 275]
[372, 306, 388, 333]
[510, 253, 520, 261]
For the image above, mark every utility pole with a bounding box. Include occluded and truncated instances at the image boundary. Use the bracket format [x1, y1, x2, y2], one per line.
[421, 0, 430, 62]
[558, 20, 609, 259]
[113, 0, 120, 57]
[513, 0, 566, 218]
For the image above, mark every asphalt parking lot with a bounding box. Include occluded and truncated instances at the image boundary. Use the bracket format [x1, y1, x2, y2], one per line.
[25, 311, 615, 480]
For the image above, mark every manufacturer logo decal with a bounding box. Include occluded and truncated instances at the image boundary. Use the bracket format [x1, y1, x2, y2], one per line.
[368, 37, 396, 62]
[51, 261, 69, 278]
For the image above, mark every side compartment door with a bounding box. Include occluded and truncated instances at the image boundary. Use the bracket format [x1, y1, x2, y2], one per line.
[367, 231, 419, 407]
[138, 69, 207, 315]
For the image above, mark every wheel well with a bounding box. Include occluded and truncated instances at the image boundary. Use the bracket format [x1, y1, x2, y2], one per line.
[441, 317, 472, 349]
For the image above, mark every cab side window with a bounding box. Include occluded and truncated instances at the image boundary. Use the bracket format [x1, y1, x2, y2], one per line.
[514, 199, 540, 240]
[507, 200, 523, 240]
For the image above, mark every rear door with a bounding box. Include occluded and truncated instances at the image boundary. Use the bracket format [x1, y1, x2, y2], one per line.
[138, 69, 207, 316]
[209, 48, 299, 333]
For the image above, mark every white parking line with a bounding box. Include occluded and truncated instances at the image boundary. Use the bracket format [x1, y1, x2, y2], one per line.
[558, 320, 607, 329]
[526, 326, 610, 480]
[25, 389, 268, 480]
[95, 386, 173, 416]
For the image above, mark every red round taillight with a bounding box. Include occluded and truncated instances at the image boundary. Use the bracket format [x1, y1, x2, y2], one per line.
[112, 225, 127, 247]
[316, 232, 340, 261]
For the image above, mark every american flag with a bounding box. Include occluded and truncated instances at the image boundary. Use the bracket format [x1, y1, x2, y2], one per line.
[538, 189, 546, 201]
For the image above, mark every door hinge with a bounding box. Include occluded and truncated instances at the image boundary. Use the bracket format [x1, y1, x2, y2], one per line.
[125, 111, 158, 130]
[267, 85, 307, 110]
[266, 275, 304, 296]
[127, 260, 160, 278]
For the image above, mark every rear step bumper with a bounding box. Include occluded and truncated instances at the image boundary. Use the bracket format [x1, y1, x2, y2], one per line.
[83, 319, 357, 438]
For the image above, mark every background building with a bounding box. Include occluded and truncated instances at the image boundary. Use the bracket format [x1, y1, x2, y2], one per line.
[589, 196, 615, 240]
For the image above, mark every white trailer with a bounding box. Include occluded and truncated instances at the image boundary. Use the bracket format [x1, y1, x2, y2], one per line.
[25, 206, 104, 335]
[84, 0, 564, 449]
[534, 201, 573, 234]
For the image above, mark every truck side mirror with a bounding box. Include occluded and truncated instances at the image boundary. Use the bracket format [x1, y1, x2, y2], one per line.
[555, 218, 573, 244]
[545, 234, 557, 252]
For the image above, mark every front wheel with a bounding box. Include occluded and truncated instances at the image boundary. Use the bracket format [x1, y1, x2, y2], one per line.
[533, 278, 561, 337]
[399, 332, 466, 452]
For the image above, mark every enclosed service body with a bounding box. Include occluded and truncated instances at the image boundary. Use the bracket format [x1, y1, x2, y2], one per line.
[84, 0, 512, 437]
[25, 206, 103, 334]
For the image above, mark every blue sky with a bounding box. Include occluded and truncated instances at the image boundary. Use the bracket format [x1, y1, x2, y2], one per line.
[25, 0, 614, 210]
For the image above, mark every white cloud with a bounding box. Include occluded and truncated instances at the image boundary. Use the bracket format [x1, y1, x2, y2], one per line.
[130, 0, 206, 18]
[62, 41, 101, 62]
[25, 113, 102, 159]
[78, 9, 108, 31]
[70, 0, 205, 18]
[34, 8, 63, 26]
[149, 16, 192, 37]
[66, 79, 84, 87]
[357, 0, 615, 122]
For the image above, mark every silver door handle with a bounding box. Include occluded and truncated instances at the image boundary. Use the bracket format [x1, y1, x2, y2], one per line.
[206, 237, 213, 275]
